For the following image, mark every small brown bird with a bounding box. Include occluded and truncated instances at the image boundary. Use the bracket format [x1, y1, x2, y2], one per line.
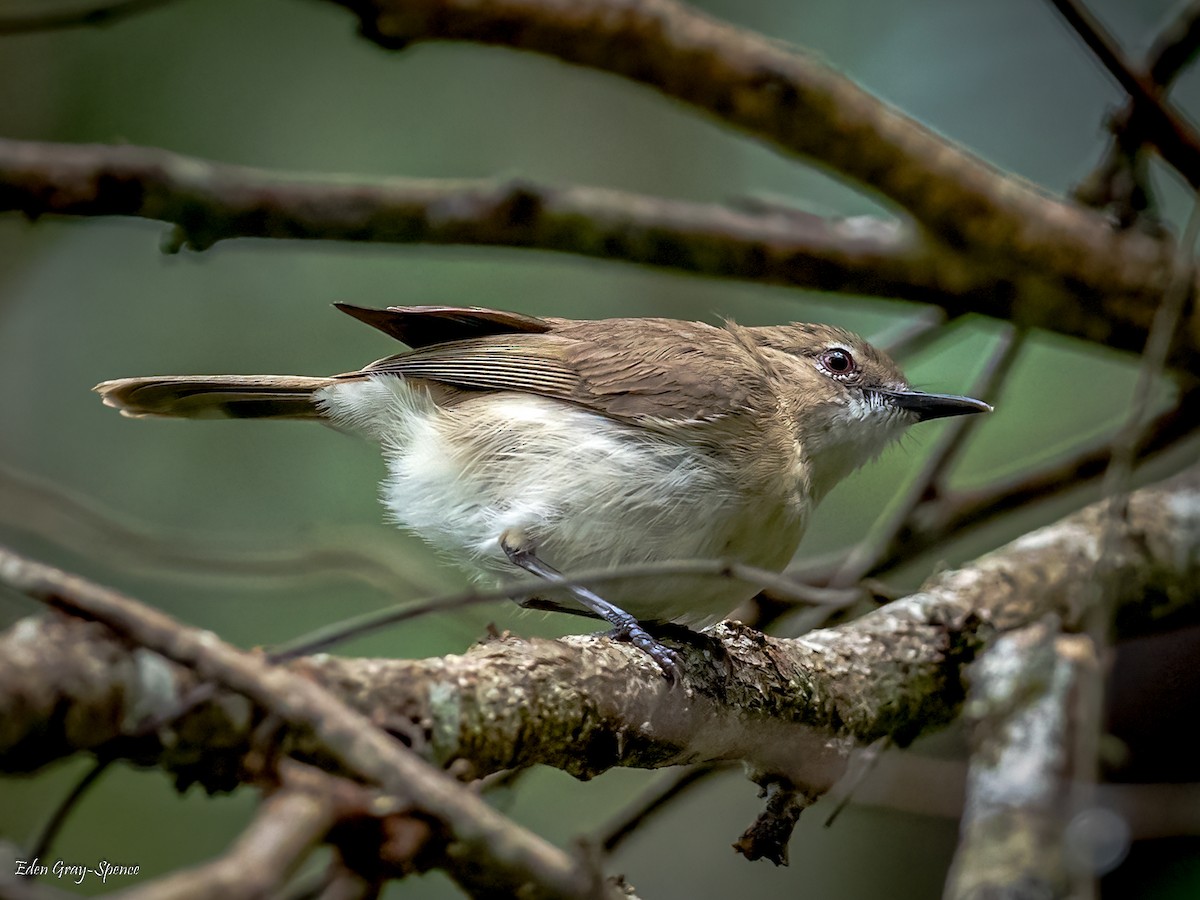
[96, 305, 990, 677]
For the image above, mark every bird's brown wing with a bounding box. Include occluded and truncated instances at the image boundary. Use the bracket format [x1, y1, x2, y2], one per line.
[335, 303, 552, 348]
[351, 317, 769, 425]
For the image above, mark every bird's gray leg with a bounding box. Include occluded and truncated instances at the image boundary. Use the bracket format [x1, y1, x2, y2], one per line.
[499, 529, 680, 681]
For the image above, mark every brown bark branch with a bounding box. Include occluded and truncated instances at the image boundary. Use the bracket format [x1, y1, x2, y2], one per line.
[0, 137, 993, 303]
[1073, 0, 1200, 224]
[1048, 0, 1200, 190]
[0, 136, 1195, 371]
[871, 386, 1200, 578]
[322, 0, 1187, 321]
[0, 552, 601, 900]
[118, 778, 338, 900]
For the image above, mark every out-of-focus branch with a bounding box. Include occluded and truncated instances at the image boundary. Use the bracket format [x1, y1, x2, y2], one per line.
[119, 774, 340, 900]
[1073, 0, 1200, 224]
[323, 0, 1185, 320]
[1048, 0, 1200, 190]
[1, 136, 1196, 371]
[829, 326, 1023, 588]
[0, 137, 982, 303]
[597, 764, 729, 855]
[0, 461, 441, 602]
[0, 0, 173, 35]
[871, 385, 1200, 578]
[944, 619, 1102, 899]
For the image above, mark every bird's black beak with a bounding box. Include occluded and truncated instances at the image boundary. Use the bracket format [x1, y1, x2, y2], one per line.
[880, 390, 993, 421]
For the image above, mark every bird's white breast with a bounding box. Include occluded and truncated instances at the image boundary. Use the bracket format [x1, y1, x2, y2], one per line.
[318, 376, 807, 624]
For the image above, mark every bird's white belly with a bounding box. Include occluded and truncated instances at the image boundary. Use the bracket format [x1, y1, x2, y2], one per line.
[318, 376, 806, 624]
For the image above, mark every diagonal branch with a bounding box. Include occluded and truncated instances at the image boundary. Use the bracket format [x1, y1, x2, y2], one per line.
[324, 0, 1179, 312]
[0, 551, 602, 899]
[1074, 0, 1200, 223]
[870, 385, 1200, 578]
[118, 776, 339, 900]
[1047, 0, 1200, 189]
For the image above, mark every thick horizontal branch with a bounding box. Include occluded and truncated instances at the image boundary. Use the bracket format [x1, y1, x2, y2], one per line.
[3, 463, 1198, 793]
[1, 137, 1195, 369]
[0, 137, 984, 298]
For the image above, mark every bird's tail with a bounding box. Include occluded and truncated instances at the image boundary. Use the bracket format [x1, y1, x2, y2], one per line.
[93, 375, 337, 420]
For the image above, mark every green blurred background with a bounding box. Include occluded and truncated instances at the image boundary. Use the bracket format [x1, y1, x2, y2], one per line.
[1, 0, 1197, 896]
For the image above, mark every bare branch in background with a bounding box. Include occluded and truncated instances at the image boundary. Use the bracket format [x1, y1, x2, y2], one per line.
[1073, 0, 1200, 224]
[944, 619, 1103, 899]
[0, 0, 174, 35]
[869, 385, 1200, 579]
[119, 773, 340, 900]
[0, 461, 439, 602]
[829, 326, 1024, 589]
[597, 764, 730, 855]
[0, 136, 1195, 370]
[323, 0, 1185, 321]
[1047, 0, 1200, 190]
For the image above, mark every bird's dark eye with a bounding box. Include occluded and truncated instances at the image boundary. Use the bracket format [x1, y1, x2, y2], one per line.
[820, 347, 856, 376]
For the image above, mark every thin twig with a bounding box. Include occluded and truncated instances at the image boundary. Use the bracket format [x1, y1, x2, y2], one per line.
[0, 461, 437, 602]
[0, 0, 174, 35]
[1147, 1, 1200, 85]
[597, 764, 730, 854]
[268, 558, 861, 663]
[830, 326, 1023, 588]
[1099, 200, 1200, 506]
[869, 383, 1200, 577]
[1048, 0, 1200, 188]
[29, 758, 113, 861]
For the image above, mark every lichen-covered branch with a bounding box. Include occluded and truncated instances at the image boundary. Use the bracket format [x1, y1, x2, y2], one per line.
[3, 462, 1198, 792]
[0, 552, 600, 900]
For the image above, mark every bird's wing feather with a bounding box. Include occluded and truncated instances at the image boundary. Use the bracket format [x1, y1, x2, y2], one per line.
[352, 317, 770, 424]
[334, 303, 552, 348]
